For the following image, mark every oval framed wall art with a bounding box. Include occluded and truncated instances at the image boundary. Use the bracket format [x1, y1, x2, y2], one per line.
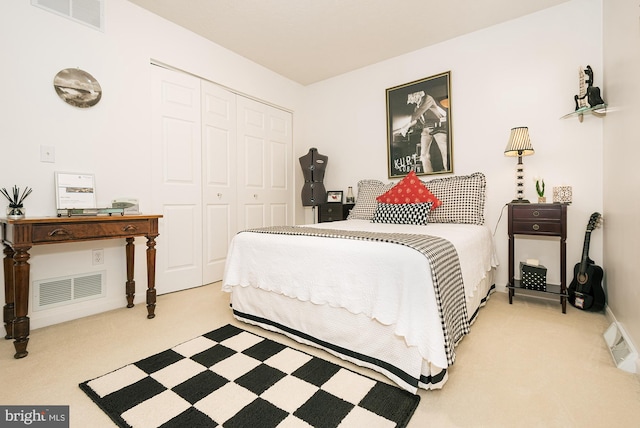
[53, 68, 102, 108]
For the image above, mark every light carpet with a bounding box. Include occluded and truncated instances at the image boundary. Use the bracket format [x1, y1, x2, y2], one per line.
[79, 324, 420, 427]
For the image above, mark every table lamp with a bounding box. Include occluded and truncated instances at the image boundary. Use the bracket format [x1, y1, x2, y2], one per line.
[504, 126, 535, 203]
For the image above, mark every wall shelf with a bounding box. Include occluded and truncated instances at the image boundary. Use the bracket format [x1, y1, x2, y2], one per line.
[561, 104, 607, 122]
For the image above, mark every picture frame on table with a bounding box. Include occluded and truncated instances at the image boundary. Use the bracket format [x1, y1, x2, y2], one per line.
[326, 191, 343, 203]
[386, 71, 453, 178]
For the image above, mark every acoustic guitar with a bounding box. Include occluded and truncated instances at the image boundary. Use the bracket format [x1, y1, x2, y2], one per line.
[568, 212, 605, 311]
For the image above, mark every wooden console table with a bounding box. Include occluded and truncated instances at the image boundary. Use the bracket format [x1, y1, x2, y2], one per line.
[1, 214, 161, 358]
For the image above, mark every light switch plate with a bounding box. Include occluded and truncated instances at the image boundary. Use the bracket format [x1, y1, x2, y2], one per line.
[40, 145, 55, 163]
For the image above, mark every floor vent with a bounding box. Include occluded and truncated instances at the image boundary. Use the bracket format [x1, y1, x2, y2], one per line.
[31, 0, 104, 32]
[33, 271, 105, 311]
[604, 322, 638, 374]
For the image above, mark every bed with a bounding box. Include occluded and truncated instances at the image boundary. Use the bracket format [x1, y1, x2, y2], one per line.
[222, 172, 498, 394]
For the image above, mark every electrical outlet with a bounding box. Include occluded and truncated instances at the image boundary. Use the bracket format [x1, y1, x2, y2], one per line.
[92, 249, 104, 265]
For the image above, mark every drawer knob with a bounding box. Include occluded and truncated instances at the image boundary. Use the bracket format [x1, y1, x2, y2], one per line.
[49, 228, 71, 237]
[327, 208, 333, 213]
[123, 225, 138, 232]
[533, 210, 540, 217]
[532, 224, 540, 231]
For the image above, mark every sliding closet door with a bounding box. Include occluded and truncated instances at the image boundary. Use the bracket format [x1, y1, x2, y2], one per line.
[236, 97, 293, 229]
[151, 65, 293, 290]
[151, 65, 203, 293]
[201, 81, 237, 284]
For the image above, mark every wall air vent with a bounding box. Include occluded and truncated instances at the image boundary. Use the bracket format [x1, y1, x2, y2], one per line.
[33, 271, 106, 311]
[31, 0, 104, 32]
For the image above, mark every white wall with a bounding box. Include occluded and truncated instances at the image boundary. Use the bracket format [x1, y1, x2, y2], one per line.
[299, 0, 605, 296]
[602, 0, 640, 369]
[0, 0, 303, 328]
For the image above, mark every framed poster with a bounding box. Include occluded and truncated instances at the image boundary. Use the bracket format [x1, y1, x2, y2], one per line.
[386, 71, 453, 178]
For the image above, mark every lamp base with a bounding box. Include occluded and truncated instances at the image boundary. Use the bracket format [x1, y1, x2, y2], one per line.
[510, 198, 531, 204]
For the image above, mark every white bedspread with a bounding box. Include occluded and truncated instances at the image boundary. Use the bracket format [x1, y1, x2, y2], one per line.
[222, 220, 498, 368]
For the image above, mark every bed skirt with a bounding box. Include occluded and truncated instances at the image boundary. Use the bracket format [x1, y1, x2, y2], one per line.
[228, 269, 495, 394]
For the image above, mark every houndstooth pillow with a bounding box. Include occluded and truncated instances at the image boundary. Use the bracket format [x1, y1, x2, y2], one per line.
[422, 172, 486, 225]
[371, 202, 433, 225]
[347, 180, 395, 220]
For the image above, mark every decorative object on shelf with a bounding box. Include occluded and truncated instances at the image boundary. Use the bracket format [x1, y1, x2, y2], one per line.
[386, 71, 452, 178]
[574, 65, 605, 110]
[553, 185, 573, 204]
[504, 127, 534, 203]
[575, 67, 588, 110]
[326, 190, 343, 203]
[55, 172, 96, 210]
[520, 261, 547, 292]
[1, 185, 32, 220]
[346, 186, 355, 203]
[53, 68, 102, 108]
[535, 178, 546, 203]
[564, 65, 607, 122]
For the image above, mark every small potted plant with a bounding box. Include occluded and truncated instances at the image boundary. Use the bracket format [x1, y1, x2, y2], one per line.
[535, 178, 546, 203]
[1, 185, 32, 219]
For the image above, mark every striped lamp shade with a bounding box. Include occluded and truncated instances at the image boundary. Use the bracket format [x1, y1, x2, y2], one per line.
[504, 127, 535, 156]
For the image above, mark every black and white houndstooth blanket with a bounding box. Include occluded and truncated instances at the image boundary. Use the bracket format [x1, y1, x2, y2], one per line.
[243, 226, 470, 365]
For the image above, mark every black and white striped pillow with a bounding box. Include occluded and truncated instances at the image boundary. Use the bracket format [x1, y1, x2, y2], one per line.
[371, 202, 433, 225]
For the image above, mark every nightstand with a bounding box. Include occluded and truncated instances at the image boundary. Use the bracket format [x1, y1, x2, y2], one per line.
[318, 203, 354, 223]
[507, 203, 568, 313]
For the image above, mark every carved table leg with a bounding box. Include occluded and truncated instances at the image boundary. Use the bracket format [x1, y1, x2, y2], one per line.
[125, 237, 135, 308]
[146, 235, 158, 319]
[12, 246, 31, 358]
[3, 245, 15, 340]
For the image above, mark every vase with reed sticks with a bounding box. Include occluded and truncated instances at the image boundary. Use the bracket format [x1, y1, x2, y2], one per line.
[2, 185, 32, 220]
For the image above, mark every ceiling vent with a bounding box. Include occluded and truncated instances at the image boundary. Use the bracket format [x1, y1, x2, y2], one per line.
[31, 0, 104, 32]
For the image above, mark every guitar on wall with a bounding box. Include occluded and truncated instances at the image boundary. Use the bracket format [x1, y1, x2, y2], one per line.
[568, 212, 605, 311]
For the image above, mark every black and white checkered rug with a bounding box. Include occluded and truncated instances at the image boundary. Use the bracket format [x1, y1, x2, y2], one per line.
[80, 324, 420, 427]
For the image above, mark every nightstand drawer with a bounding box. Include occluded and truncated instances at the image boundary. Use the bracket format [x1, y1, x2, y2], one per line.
[318, 203, 354, 223]
[511, 220, 562, 235]
[510, 205, 562, 221]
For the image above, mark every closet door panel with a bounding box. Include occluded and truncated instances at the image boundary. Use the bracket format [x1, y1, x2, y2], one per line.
[201, 81, 237, 284]
[151, 65, 204, 293]
[237, 97, 293, 229]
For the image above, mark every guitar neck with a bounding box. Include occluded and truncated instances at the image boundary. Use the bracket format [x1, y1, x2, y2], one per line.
[579, 230, 592, 273]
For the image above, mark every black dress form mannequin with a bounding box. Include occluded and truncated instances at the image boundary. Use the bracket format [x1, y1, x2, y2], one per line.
[299, 148, 328, 206]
